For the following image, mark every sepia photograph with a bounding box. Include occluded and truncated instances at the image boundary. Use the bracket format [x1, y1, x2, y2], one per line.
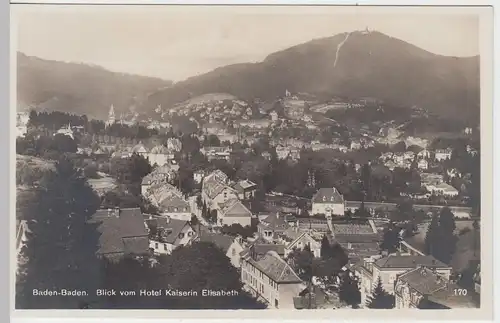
[11, 4, 492, 315]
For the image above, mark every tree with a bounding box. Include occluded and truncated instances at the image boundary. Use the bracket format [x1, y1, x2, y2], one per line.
[16, 156, 101, 309]
[190, 214, 199, 226]
[365, 277, 395, 309]
[156, 242, 266, 309]
[424, 214, 439, 255]
[424, 208, 457, 264]
[380, 224, 401, 254]
[109, 154, 152, 195]
[338, 273, 361, 308]
[320, 235, 331, 260]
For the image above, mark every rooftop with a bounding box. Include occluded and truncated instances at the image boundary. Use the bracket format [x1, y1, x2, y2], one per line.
[89, 208, 149, 256]
[375, 255, 449, 269]
[247, 250, 302, 283]
[312, 188, 344, 204]
[144, 216, 191, 244]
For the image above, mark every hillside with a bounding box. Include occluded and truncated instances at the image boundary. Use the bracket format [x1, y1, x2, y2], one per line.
[17, 52, 173, 119]
[141, 31, 480, 122]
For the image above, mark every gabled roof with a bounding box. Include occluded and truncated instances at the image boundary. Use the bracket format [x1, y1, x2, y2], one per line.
[286, 232, 320, 250]
[150, 145, 171, 154]
[247, 250, 302, 283]
[145, 216, 191, 244]
[220, 199, 252, 218]
[375, 255, 449, 269]
[312, 188, 344, 204]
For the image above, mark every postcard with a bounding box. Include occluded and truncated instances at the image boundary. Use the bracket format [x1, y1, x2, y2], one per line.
[10, 3, 494, 320]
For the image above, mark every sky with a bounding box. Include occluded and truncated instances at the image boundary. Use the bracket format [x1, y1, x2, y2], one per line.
[14, 5, 480, 82]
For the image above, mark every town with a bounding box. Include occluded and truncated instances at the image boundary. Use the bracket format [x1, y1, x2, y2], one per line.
[15, 88, 481, 310]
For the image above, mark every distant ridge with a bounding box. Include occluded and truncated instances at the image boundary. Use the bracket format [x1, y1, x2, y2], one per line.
[141, 30, 479, 122]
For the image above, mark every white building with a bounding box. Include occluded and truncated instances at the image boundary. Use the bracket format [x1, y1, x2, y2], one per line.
[435, 148, 453, 161]
[241, 249, 305, 309]
[355, 255, 452, 307]
[145, 216, 197, 255]
[311, 187, 345, 217]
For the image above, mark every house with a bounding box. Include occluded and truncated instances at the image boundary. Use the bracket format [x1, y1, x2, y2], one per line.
[201, 170, 238, 210]
[425, 183, 459, 197]
[417, 149, 431, 159]
[270, 111, 279, 121]
[233, 179, 258, 200]
[200, 146, 232, 161]
[142, 180, 181, 205]
[435, 148, 453, 161]
[216, 199, 253, 227]
[417, 159, 428, 170]
[395, 267, 478, 308]
[199, 233, 245, 268]
[88, 207, 150, 262]
[258, 213, 290, 242]
[276, 146, 291, 160]
[157, 194, 192, 221]
[154, 163, 180, 183]
[311, 187, 345, 217]
[241, 250, 305, 309]
[350, 141, 362, 150]
[280, 228, 321, 258]
[355, 254, 452, 307]
[55, 124, 74, 139]
[147, 145, 175, 166]
[144, 215, 197, 255]
[166, 137, 182, 152]
[403, 151, 415, 161]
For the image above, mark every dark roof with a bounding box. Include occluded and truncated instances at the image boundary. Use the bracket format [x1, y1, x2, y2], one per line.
[245, 251, 302, 283]
[375, 255, 449, 269]
[145, 216, 190, 244]
[199, 233, 234, 253]
[398, 267, 448, 295]
[312, 188, 344, 204]
[89, 208, 149, 256]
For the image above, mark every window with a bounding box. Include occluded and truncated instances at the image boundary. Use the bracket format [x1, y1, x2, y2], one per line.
[275, 299, 279, 308]
[232, 249, 236, 256]
[163, 244, 167, 250]
[188, 231, 193, 237]
[155, 243, 159, 249]
[179, 233, 185, 239]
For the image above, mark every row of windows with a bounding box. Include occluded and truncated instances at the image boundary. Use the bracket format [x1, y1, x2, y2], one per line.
[242, 265, 278, 291]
